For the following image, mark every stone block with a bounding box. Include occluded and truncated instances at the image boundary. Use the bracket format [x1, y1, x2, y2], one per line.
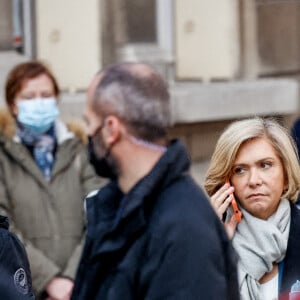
[171, 79, 299, 123]
[0, 0, 13, 50]
[256, 2, 300, 74]
[175, 0, 240, 81]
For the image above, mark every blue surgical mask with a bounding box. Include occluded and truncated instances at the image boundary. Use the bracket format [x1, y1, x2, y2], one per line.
[17, 97, 60, 134]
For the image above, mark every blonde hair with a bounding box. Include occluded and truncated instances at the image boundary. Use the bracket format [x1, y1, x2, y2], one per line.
[204, 118, 300, 202]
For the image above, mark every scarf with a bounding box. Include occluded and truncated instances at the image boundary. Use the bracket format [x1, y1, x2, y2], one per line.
[232, 198, 291, 300]
[17, 123, 56, 181]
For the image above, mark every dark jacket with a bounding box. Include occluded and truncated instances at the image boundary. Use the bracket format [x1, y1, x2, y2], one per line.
[71, 140, 239, 300]
[279, 203, 300, 299]
[0, 215, 35, 299]
[291, 118, 300, 157]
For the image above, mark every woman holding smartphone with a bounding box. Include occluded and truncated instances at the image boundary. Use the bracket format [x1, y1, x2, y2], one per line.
[205, 118, 300, 300]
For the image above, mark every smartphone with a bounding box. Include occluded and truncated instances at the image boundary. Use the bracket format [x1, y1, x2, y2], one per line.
[226, 180, 242, 223]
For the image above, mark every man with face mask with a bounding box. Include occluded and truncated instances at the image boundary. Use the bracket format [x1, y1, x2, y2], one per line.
[84, 70, 117, 179]
[71, 62, 239, 300]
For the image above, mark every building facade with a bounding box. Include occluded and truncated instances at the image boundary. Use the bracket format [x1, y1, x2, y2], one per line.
[0, 0, 299, 183]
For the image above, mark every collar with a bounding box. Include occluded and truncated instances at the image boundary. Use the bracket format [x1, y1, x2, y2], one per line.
[13, 119, 74, 145]
[85, 139, 190, 259]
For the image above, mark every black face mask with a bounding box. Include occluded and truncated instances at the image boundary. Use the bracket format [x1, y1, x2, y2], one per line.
[87, 136, 117, 180]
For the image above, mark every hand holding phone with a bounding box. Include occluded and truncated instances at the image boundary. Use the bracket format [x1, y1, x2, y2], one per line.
[226, 180, 242, 223]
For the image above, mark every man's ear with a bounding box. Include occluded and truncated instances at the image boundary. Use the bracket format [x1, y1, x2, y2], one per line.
[102, 115, 122, 145]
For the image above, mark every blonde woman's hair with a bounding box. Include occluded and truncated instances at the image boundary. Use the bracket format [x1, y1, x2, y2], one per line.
[204, 117, 300, 202]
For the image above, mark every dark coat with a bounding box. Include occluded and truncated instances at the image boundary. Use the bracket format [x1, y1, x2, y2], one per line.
[280, 203, 300, 299]
[0, 215, 35, 299]
[71, 140, 239, 300]
[291, 119, 300, 157]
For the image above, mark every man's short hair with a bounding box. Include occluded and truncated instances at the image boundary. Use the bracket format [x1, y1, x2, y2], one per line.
[93, 63, 171, 142]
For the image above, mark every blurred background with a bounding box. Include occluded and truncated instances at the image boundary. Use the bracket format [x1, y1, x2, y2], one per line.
[1, 0, 300, 184]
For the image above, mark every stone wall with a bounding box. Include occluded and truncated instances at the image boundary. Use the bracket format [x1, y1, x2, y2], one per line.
[0, 0, 13, 50]
[256, 1, 300, 75]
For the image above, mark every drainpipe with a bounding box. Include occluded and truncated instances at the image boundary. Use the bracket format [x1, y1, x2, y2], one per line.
[12, 0, 23, 51]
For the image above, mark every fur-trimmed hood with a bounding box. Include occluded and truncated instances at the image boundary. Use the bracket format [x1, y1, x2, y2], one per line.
[0, 109, 88, 144]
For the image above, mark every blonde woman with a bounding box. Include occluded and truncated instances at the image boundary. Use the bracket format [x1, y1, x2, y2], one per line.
[205, 118, 300, 300]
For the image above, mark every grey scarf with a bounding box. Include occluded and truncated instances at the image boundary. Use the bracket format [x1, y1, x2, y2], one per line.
[232, 199, 291, 300]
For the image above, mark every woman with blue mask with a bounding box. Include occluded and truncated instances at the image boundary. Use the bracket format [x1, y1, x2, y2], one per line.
[2, 61, 102, 300]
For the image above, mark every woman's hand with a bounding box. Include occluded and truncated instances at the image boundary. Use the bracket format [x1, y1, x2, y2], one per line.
[210, 183, 239, 239]
[210, 183, 234, 220]
[46, 277, 74, 300]
[224, 214, 239, 240]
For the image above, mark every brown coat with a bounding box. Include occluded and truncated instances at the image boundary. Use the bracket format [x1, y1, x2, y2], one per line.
[0, 110, 103, 295]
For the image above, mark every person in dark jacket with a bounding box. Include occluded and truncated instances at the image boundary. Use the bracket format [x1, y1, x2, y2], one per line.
[290, 119, 300, 207]
[71, 62, 239, 300]
[0, 215, 35, 299]
[291, 118, 300, 157]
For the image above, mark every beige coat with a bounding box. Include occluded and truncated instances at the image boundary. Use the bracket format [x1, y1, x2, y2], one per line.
[0, 110, 103, 295]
